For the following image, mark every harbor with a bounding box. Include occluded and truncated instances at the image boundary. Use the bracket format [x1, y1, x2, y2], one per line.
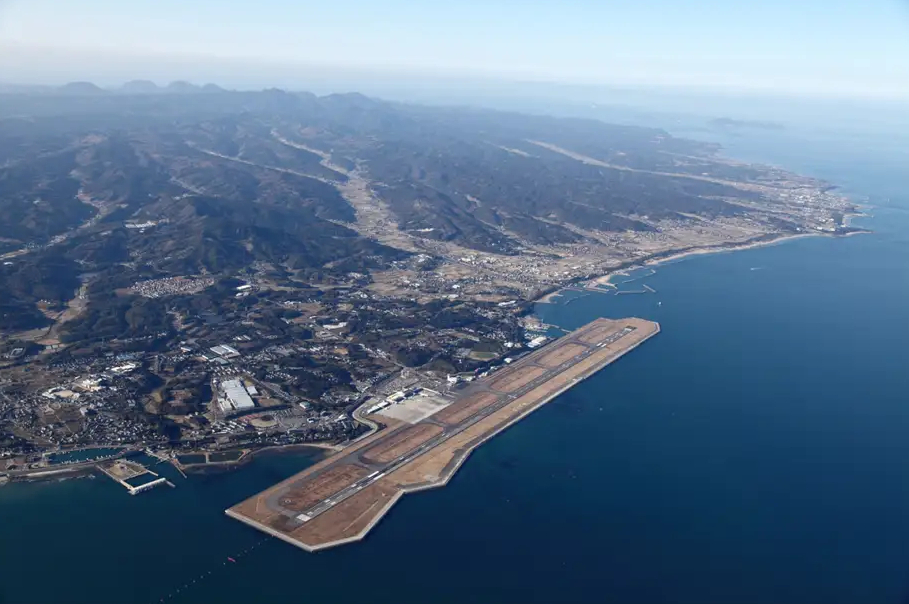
[97, 459, 174, 495]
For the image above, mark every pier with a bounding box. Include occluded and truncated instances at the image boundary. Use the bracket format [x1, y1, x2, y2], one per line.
[97, 459, 173, 495]
[144, 448, 171, 465]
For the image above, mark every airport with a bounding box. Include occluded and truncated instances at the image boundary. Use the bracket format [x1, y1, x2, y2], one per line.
[226, 317, 660, 552]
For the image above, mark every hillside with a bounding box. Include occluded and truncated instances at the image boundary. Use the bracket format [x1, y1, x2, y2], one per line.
[0, 86, 853, 339]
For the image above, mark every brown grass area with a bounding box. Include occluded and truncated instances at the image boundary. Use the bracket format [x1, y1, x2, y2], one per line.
[488, 365, 546, 393]
[387, 366, 599, 489]
[232, 425, 405, 518]
[277, 464, 369, 513]
[386, 436, 466, 486]
[434, 392, 500, 425]
[229, 420, 406, 523]
[290, 480, 399, 546]
[231, 494, 281, 527]
[388, 326, 658, 489]
[538, 343, 587, 368]
[577, 322, 622, 345]
[386, 376, 568, 488]
[362, 423, 443, 464]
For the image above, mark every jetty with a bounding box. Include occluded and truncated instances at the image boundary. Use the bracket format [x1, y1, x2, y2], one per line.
[97, 459, 173, 495]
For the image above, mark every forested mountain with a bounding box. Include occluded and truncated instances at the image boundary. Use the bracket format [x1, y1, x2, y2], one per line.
[0, 85, 835, 336]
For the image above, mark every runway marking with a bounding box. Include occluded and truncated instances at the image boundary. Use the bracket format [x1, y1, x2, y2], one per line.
[340, 498, 385, 533]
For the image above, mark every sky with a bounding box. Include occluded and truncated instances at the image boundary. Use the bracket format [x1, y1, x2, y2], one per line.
[1, 0, 908, 100]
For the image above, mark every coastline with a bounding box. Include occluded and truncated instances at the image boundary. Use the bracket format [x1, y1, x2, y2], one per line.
[226, 318, 661, 552]
[5, 464, 99, 483]
[3, 443, 333, 483]
[4, 223, 871, 482]
[642, 232, 820, 269]
[178, 443, 331, 474]
[534, 222, 869, 305]
[640, 227, 870, 271]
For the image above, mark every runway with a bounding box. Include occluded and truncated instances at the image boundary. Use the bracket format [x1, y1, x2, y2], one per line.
[226, 317, 660, 551]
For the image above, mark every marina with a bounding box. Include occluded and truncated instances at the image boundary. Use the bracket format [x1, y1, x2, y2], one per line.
[47, 447, 124, 465]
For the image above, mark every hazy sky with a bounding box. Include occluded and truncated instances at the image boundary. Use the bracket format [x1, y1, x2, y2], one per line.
[1, 0, 908, 99]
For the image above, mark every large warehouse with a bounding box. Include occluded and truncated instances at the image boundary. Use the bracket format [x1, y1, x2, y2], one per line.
[221, 379, 255, 411]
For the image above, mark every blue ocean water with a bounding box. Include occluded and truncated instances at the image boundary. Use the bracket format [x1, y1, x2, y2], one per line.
[0, 125, 907, 604]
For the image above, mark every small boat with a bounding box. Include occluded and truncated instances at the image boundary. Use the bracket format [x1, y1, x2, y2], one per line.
[227, 557, 237, 563]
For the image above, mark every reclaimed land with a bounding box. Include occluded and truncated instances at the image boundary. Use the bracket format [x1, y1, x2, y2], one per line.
[226, 317, 660, 552]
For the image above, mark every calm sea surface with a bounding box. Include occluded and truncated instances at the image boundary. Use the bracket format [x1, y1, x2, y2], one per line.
[1, 127, 908, 604]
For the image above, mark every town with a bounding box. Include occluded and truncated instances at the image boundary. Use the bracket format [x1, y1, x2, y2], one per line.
[0, 86, 863, 484]
[0, 273, 546, 478]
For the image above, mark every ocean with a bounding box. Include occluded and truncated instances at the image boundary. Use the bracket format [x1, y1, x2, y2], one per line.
[1, 123, 908, 604]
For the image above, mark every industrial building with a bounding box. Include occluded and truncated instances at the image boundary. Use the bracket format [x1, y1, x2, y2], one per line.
[527, 336, 548, 348]
[219, 379, 255, 413]
[210, 345, 240, 359]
